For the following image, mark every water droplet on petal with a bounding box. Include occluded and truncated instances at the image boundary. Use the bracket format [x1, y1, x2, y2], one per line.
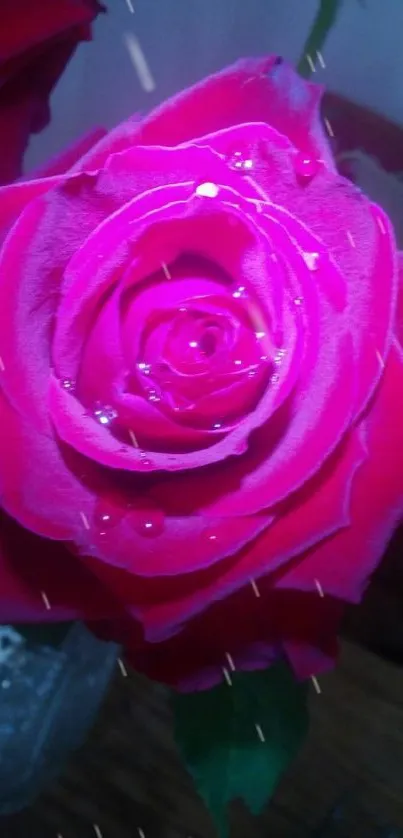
[294, 152, 320, 182]
[233, 286, 246, 299]
[61, 378, 75, 392]
[274, 348, 286, 364]
[204, 525, 219, 543]
[294, 296, 304, 307]
[271, 373, 280, 384]
[137, 362, 151, 376]
[255, 331, 266, 340]
[139, 450, 152, 469]
[303, 251, 320, 271]
[212, 422, 222, 430]
[195, 181, 219, 198]
[228, 150, 254, 173]
[147, 389, 161, 404]
[93, 404, 117, 426]
[93, 501, 124, 537]
[130, 508, 165, 538]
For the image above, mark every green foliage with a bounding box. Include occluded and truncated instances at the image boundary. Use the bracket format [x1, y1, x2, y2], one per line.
[172, 663, 309, 836]
[298, 0, 344, 77]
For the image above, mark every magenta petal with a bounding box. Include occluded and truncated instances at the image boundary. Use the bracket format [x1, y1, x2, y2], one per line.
[109, 425, 366, 640]
[0, 174, 65, 240]
[0, 387, 94, 542]
[395, 252, 403, 350]
[277, 341, 403, 602]
[67, 58, 332, 173]
[0, 171, 116, 435]
[83, 511, 272, 578]
[136, 57, 334, 169]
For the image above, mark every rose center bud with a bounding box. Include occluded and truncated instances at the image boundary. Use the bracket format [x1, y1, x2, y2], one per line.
[131, 253, 274, 431]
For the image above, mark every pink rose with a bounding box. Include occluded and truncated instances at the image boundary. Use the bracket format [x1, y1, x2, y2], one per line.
[1, 57, 403, 691]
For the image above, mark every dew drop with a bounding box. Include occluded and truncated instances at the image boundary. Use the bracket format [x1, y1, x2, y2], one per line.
[137, 362, 151, 376]
[147, 389, 161, 404]
[204, 525, 218, 543]
[294, 152, 320, 182]
[294, 296, 304, 307]
[61, 378, 75, 392]
[274, 348, 286, 364]
[212, 422, 222, 430]
[271, 373, 280, 384]
[248, 369, 257, 378]
[139, 450, 153, 469]
[233, 286, 246, 299]
[195, 181, 220, 198]
[130, 508, 165, 538]
[303, 251, 320, 271]
[93, 500, 124, 537]
[228, 150, 254, 173]
[93, 404, 117, 426]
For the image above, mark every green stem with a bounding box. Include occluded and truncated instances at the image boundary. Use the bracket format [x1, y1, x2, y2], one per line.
[298, 0, 343, 78]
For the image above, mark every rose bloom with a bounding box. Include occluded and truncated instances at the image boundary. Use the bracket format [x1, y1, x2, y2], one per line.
[1, 57, 403, 691]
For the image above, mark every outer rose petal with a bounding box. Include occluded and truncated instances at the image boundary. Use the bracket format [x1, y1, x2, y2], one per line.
[0, 379, 274, 582]
[0, 388, 94, 542]
[396, 253, 403, 349]
[0, 512, 118, 623]
[82, 424, 366, 640]
[75, 57, 334, 173]
[0, 174, 65, 240]
[97, 588, 343, 692]
[28, 127, 106, 180]
[277, 341, 403, 602]
[202, 122, 398, 423]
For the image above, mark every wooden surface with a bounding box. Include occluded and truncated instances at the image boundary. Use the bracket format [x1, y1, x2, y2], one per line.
[3, 639, 403, 838]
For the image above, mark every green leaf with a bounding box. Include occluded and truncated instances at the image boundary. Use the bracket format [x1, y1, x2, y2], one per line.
[172, 663, 309, 837]
[298, 0, 344, 78]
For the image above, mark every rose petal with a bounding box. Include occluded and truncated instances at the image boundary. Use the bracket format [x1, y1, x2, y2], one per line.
[0, 174, 65, 240]
[0, 386, 93, 542]
[101, 586, 343, 691]
[277, 341, 403, 601]
[0, 511, 118, 623]
[76, 57, 333, 172]
[395, 252, 403, 349]
[82, 424, 366, 639]
[0, 171, 115, 435]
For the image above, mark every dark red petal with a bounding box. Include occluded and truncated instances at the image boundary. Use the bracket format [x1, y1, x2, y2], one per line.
[0, 512, 118, 623]
[107, 587, 343, 691]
